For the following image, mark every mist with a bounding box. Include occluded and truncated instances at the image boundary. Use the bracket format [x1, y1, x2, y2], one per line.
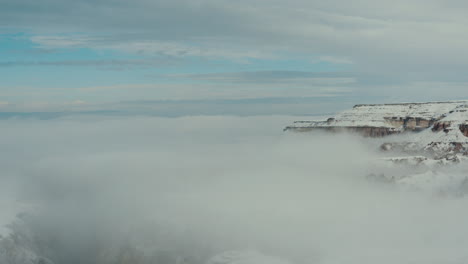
[0, 115, 468, 264]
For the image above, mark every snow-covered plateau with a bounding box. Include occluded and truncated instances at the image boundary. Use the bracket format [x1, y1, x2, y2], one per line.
[287, 100, 468, 197]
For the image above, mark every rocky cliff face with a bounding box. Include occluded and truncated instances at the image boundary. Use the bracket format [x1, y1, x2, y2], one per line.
[285, 101, 468, 159]
[460, 124, 468, 137]
[286, 101, 468, 153]
[285, 101, 468, 136]
[288, 101, 468, 197]
[286, 126, 400, 137]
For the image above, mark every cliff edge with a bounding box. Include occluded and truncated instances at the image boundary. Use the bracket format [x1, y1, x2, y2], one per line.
[285, 100, 468, 155]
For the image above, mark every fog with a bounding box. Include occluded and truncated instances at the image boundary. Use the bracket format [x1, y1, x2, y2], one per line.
[1, 115, 468, 264]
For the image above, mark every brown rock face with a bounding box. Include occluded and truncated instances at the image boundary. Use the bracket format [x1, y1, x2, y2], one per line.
[351, 127, 399, 137]
[403, 117, 434, 131]
[460, 124, 468, 137]
[289, 126, 398, 137]
[285, 101, 468, 138]
[432, 122, 452, 133]
[301, 117, 435, 137]
[426, 142, 467, 154]
[384, 117, 435, 131]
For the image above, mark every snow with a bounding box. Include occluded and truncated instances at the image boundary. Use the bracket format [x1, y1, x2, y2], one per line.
[287, 101, 468, 129]
[0, 185, 31, 237]
[404, 104, 468, 149]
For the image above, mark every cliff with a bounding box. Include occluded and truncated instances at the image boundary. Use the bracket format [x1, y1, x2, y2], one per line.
[285, 101, 468, 136]
[285, 100, 468, 155]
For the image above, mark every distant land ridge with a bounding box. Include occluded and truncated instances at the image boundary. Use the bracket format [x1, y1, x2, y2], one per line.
[353, 100, 468, 107]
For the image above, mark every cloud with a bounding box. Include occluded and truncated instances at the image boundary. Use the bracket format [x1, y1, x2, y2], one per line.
[0, 96, 353, 117]
[29, 35, 278, 61]
[1, 115, 468, 263]
[4, 0, 468, 105]
[2, 0, 468, 70]
[1, 78, 467, 116]
[314, 56, 354, 65]
[0, 101, 10, 107]
[169, 71, 356, 85]
[30, 35, 93, 48]
[0, 59, 175, 69]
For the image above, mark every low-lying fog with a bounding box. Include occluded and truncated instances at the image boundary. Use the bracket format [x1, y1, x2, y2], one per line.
[1, 115, 468, 264]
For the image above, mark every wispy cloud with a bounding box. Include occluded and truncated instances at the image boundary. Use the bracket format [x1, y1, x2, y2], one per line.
[30, 35, 277, 61]
[3, 0, 468, 71]
[169, 71, 356, 85]
[3, 0, 468, 108]
[0, 59, 175, 69]
[313, 56, 354, 65]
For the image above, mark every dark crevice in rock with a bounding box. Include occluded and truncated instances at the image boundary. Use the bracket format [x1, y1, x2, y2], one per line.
[460, 124, 468, 137]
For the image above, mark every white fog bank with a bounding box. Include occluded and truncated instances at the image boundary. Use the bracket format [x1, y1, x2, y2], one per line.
[0, 115, 467, 264]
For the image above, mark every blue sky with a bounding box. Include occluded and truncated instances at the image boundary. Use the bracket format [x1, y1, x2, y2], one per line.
[0, 32, 345, 90]
[2, 0, 468, 115]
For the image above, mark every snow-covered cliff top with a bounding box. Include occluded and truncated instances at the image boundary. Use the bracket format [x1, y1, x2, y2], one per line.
[408, 104, 468, 147]
[287, 100, 468, 129]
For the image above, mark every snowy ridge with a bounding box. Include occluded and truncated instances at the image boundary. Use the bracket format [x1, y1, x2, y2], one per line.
[399, 103, 468, 153]
[335, 101, 464, 127]
[286, 100, 468, 129]
[286, 100, 468, 154]
[285, 100, 468, 196]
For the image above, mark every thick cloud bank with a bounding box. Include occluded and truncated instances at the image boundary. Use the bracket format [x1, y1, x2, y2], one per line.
[0, 115, 468, 264]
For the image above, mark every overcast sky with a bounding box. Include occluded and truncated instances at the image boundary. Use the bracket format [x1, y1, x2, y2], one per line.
[2, 0, 468, 115]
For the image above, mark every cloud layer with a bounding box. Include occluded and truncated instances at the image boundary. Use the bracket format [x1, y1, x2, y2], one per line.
[3, 0, 468, 107]
[4, 0, 468, 69]
[1, 115, 468, 263]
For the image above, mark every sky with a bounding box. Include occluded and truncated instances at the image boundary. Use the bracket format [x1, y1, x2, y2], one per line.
[2, 0, 468, 115]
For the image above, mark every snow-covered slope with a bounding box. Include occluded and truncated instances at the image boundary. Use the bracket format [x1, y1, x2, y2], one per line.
[286, 100, 468, 154]
[286, 100, 468, 196]
[332, 101, 463, 128]
[285, 100, 468, 130]
[420, 104, 468, 150]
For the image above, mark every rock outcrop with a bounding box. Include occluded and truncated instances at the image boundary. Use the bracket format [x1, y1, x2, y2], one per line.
[285, 100, 468, 156]
[284, 101, 468, 137]
[460, 124, 468, 137]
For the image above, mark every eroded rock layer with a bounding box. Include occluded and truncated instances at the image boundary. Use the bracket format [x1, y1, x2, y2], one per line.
[286, 101, 468, 155]
[285, 101, 468, 137]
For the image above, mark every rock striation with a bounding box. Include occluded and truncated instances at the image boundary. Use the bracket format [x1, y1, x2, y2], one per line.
[285, 101, 468, 137]
[285, 100, 468, 156]
[287, 100, 468, 194]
